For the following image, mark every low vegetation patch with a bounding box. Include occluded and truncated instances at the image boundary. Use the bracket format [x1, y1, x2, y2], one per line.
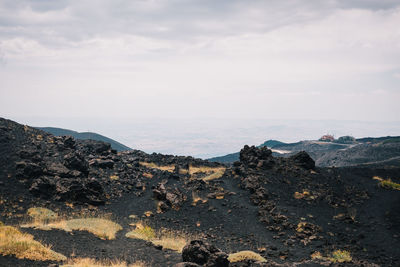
[374, 176, 400, 191]
[191, 191, 208, 206]
[126, 222, 156, 241]
[62, 258, 146, 267]
[138, 162, 226, 181]
[139, 162, 175, 172]
[23, 210, 122, 240]
[0, 222, 66, 261]
[27, 207, 58, 222]
[380, 180, 398, 190]
[228, 250, 267, 263]
[310, 250, 352, 263]
[126, 222, 189, 252]
[110, 175, 119, 181]
[310, 251, 324, 260]
[329, 250, 352, 263]
[188, 165, 226, 181]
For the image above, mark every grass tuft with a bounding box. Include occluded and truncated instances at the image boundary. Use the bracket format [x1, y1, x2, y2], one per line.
[110, 175, 119, 181]
[139, 162, 175, 172]
[27, 207, 58, 222]
[311, 251, 324, 260]
[126, 222, 156, 241]
[228, 250, 267, 263]
[191, 191, 208, 206]
[188, 165, 226, 181]
[126, 222, 189, 252]
[0, 223, 66, 261]
[23, 217, 122, 240]
[329, 250, 352, 263]
[138, 162, 226, 181]
[61, 257, 146, 267]
[378, 178, 400, 191]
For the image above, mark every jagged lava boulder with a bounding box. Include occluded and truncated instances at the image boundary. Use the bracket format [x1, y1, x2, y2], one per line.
[182, 240, 229, 267]
[239, 145, 273, 169]
[289, 151, 315, 170]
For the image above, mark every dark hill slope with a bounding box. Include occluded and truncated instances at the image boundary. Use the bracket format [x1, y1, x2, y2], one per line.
[37, 127, 132, 151]
[210, 137, 400, 168]
[0, 117, 399, 266]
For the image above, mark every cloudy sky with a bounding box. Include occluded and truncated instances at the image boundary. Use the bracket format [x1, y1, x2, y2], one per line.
[1, 0, 400, 156]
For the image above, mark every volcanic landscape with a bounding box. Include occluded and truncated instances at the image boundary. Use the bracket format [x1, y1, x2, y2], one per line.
[0, 117, 399, 267]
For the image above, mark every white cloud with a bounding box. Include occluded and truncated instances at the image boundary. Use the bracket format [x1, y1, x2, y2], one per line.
[0, 0, 400, 122]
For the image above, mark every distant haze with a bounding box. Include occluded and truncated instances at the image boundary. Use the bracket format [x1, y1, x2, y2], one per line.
[1, 1, 400, 157]
[8, 116, 400, 158]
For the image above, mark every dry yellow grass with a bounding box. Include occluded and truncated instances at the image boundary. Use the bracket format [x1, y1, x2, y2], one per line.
[228, 250, 267, 263]
[296, 222, 308, 233]
[125, 222, 156, 241]
[126, 222, 189, 252]
[373, 176, 400, 190]
[110, 175, 119, 181]
[61, 258, 146, 267]
[138, 162, 226, 181]
[23, 218, 122, 240]
[191, 191, 208, 206]
[152, 236, 187, 253]
[139, 162, 175, 172]
[329, 250, 352, 263]
[379, 179, 400, 190]
[142, 172, 153, 179]
[310, 250, 352, 263]
[0, 223, 66, 261]
[311, 251, 324, 260]
[188, 165, 226, 181]
[27, 207, 58, 222]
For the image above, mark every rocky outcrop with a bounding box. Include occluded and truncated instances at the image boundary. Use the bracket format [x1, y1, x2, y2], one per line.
[153, 182, 187, 210]
[29, 176, 105, 205]
[289, 151, 315, 170]
[239, 145, 273, 169]
[182, 240, 229, 267]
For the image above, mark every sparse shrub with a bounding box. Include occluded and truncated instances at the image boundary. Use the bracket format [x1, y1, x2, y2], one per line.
[27, 207, 58, 222]
[0, 223, 66, 261]
[126, 223, 190, 252]
[228, 250, 267, 263]
[61, 257, 146, 267]
[311, 251, 324, 260]
[126, 222, 156, 241]
[329, 250, 352, 263]
[379, 179, 400, 191]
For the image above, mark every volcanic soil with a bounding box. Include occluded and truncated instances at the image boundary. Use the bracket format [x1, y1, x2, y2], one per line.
[0, 117, 399, 266]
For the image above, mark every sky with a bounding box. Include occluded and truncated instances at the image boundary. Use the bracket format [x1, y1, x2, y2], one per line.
[1, 0, 400, 157]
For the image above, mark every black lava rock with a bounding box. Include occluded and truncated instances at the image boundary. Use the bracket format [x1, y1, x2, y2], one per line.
[182, 240, 229, 267]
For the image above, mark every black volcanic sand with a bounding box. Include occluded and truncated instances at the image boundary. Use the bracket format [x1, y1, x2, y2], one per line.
[0, 117, 399, 267]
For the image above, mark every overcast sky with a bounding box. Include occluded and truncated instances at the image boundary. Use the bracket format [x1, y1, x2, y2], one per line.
[1, 0, 400, 122]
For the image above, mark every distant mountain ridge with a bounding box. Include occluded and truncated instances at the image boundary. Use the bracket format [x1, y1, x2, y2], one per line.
[37, 127, 132, 152]
[209, 136, 400, 167]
